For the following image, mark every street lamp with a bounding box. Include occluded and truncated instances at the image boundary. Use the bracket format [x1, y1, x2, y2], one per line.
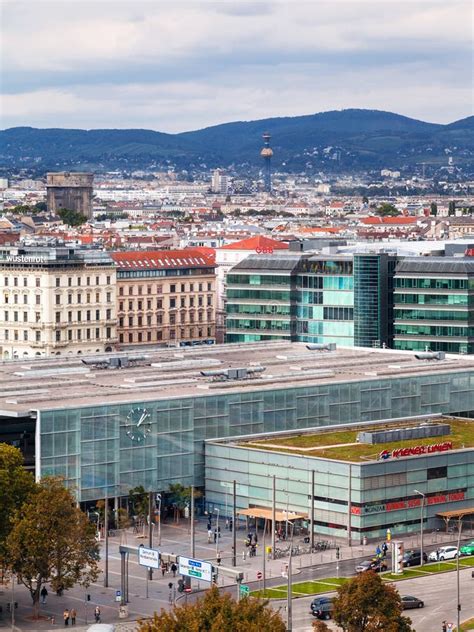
[414, 490, 425, 567]
[285, 519, 295, 632]
[156, 493, 162, 546]
[456, 517, 463, 632]
[215, 508, 220, 559]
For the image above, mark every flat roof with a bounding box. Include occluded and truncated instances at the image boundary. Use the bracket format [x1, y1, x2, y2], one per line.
[236, 417, 473, 463]
[1, 342, 474, 415]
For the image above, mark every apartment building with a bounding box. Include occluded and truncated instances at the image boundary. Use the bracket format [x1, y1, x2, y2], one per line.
[0, 246, 117, 359]
[112, 249, 216, 346]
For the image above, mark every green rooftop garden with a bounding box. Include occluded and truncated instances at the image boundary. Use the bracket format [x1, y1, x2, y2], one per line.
[241, 417, 473, 462]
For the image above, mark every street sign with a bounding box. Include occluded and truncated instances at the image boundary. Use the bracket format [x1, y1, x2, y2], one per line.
[115, 590, 121, 603]
[138, 546, 160, 569]
[257, 571, 263, 580]
[178, 556, 213, 583]
[239, 584, 250, 597]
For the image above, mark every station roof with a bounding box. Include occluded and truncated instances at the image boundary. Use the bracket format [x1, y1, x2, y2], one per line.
[1, 342, 474, 416]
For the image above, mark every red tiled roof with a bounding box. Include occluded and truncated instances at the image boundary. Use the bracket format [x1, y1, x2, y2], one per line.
[111, 248, 216, 270]
[361, 216, 418, 225]
[220, 235, 289, 251]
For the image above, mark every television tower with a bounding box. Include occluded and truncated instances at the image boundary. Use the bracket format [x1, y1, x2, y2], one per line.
[260, 132, 273, 193]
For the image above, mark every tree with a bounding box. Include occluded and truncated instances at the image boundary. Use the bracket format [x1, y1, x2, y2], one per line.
[138, 585, 286, 632]
[448, 200, 456, 216]
[375, 203, 401, 217]
[430, 202, 438, 216]
[0, 444, 35, 566]
[313, 620, 331, 631]
[167, 483, 202, 523]
[332, 572, 414, 632]
[34, 201, 47, 212]
[6, 477, 100, 616]
[57, 207, 88, 226]
[128, 485, 148, 522]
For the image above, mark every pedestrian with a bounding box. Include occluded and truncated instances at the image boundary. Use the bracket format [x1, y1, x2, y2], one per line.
[161, 561, 167, 577]
[214, 529, 217, 543]
[225, 518, 229, 530]
[94, 606, 101, 623]
[40, 586, 48, 604]
[208, 527, 213, 543]
[229, 517, 233, 532]
[170, 562, 177, 577]
[63, 609, 70, 627]
[217, 551, 222, 565]
[442, 622, 447, 632]
[382, 542, 388, 557]
[70, 608, 76, 626]
[375, 544, 381, 558]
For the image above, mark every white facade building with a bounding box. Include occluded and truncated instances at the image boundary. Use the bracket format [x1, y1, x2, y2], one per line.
[0, 246, 117, 359]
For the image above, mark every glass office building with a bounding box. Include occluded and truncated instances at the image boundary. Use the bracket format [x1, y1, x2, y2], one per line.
[226, 254, 357, 346]
[394, 258, 474, 354]
[354, 253, 396, 348]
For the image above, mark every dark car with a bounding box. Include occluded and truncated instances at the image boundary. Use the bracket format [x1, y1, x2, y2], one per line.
[311, 599, 334, 620]
[355, 559, 387, 573]
[310, 596, 333, 615]
[401, 595, 424, 609]
[402, 549, 428, 567]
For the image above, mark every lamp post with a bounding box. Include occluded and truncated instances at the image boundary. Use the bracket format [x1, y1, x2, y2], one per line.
[285, 520, 295, 632]
[215, 508, 220, 560]
[156, 493, 162, 546]
[414, 489, 425, 567]
[456, 516, 463, 632]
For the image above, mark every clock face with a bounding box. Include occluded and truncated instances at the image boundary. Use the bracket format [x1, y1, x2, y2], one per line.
[125, 406, 152, 443]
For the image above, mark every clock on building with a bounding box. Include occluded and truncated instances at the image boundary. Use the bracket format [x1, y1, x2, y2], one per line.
[125, 406, 152, 442]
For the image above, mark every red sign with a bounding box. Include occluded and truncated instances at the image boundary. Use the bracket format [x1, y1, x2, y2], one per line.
[361, 490, 465, 514]
[380, 441, 453, 460]
[255, 247, 274, 254]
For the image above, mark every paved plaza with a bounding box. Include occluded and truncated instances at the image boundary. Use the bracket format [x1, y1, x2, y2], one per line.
[0, 516, 470, 631]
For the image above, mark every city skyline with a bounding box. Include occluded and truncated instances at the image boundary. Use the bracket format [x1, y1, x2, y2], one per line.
[2, 0, 472, 131]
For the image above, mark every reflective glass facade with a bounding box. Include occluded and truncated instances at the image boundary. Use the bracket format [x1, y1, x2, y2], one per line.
[394, 258, 474, 354]
[38, 369, 474, 502]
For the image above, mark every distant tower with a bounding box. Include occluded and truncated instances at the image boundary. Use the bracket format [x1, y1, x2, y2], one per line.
[46, 172, 94, 219]
[260, 132, 273, 193]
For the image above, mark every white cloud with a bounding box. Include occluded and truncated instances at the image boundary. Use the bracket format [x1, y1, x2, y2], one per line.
[1, 0, 472, 128]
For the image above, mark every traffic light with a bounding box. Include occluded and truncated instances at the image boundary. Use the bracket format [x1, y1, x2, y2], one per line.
[336, 546, 340, 560]
[177, 579, 185, 593]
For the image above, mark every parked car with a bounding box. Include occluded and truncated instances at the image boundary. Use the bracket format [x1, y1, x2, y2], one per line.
[355, 559, 387, 573]
[428, 546, 459, 561]
[460, 541, 474, 556]
[401, 595, 424, 609]
[311, 599, 334, 620]
[402, 549, 428, 567]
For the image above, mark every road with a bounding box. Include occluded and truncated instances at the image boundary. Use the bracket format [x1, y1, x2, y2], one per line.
[2, 519, 471, 630]
[274, 566, 474, 632]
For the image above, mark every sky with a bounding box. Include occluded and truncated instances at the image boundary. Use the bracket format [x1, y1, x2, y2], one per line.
[1, 0, 473, 132]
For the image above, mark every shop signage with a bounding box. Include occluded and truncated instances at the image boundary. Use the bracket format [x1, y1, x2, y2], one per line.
[379, 441, 452, 460]
[255, 247, 274, 254]
[3, 255, 47, 263]
[358, 491, 465, 515]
